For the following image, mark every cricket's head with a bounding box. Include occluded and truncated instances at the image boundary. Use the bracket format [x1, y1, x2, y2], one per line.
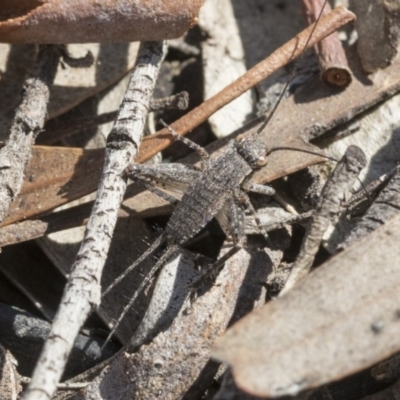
[235, 133, 268, 170]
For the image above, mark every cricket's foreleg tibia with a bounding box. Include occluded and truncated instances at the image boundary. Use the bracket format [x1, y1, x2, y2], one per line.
[160, 119, 210, 168]
[236, 191, 272, 247]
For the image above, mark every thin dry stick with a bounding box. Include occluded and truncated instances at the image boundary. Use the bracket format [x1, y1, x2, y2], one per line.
[300, 0, 352, 87]
[22, 41, 167, 400]
[280, 145, 366, 295]
[0, 45, 60, 224]
[0, 0, 202, 43]
[135, 6, 356, 163]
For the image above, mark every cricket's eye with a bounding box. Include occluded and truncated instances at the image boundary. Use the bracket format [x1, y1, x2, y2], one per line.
[256, 156, 268, 167]
[235, 134, 246, 143]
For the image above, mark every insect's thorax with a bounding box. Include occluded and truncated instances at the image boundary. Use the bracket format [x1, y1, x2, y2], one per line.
[165, 142, 252, 245]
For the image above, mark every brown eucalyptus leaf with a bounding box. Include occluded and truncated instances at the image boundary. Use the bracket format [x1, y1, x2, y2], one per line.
[213, 213, 400, 398]
[2, 146, 104, 226]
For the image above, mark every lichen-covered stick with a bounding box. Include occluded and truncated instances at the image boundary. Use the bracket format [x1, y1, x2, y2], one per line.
[22, 41, 167, 400]
[280, 145, 366, 295]
[0, 45, 60, 224]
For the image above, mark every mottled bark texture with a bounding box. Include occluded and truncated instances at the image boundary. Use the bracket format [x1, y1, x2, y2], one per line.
[0, 45, 60, 225]
[0, 0, 202, 44]
[22, 41, 167, 400]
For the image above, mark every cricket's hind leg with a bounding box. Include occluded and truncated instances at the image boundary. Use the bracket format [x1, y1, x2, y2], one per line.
[160, 119, 210, 169]
[101, 244, 180, 351]
[102, 233, 166, 297]
[190, 196, 247, 290]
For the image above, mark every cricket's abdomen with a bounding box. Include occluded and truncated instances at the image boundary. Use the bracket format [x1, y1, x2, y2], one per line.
[165, 146, 251, 245]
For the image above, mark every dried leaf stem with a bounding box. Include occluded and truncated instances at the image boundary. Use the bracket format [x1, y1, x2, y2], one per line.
[300, 0, 352, 87]
[281, 145, 366, 294]
[0, 45, 60, 224]
[135, 6, 356, 162]
[22, 41, 167, 400]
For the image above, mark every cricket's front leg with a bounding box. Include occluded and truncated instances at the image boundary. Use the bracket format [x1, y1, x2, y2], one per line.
[235, 190, 272, 247]
[160, 119, 210, 169]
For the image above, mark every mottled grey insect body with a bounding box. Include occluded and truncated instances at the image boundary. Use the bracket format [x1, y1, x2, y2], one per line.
[132, 131, 270, 248]
[166, 140, 252, 244]
[101, 129, 273, 339]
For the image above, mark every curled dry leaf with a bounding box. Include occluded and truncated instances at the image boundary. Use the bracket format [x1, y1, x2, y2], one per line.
[0, 0, 202, 44]
[213, 213, 400, 398]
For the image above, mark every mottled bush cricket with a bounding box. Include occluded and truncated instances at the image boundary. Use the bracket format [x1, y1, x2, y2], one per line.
[102, 0, 339, 340]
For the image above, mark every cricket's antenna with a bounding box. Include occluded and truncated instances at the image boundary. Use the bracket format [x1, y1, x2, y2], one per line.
[268, 146, 339, 163]
[271, 145, 372, 210]
[102, 233, 166, 297]
[100, 245, 179, 354]
[256, 0, 329, 136]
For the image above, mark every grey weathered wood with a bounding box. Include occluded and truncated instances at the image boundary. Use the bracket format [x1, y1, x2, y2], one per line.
[0, 45, 60, 224]
[22, 41, 167, 400]
[0, 302, 118, 379]
[213, 213, 400, 398]
[0, 343, 22, 400]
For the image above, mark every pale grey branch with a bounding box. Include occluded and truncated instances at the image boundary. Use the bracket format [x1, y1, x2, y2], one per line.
[22, 41, 167, 400]
[0, 45, 60, 224]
